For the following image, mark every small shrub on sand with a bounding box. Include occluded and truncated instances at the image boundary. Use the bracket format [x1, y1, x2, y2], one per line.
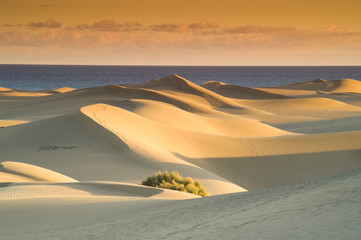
[141, 171, 209, 197]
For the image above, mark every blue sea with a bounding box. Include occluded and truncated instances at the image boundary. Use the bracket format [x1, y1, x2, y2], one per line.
[0, 65, 360, 91]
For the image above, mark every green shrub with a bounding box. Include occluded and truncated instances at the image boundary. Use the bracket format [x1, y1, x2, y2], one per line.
[141, 171, 209, 197]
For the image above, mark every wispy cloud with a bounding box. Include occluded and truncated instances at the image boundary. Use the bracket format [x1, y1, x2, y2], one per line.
[193, 24, 361, 49]
[149, 20, 219, 32]
[69, 20, 143, 32]
[27, 18, 62, 28]
[2, 24, 22, 27]
[150, 23, 188, 33]
[223, 25, 296, 34]
[189, 20, 219, 30]
[66, 20, 218, 33]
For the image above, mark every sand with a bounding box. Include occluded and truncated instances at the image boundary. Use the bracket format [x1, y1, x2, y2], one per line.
[1, 75, 361, 239]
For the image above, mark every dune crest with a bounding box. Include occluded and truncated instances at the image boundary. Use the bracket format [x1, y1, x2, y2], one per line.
[0, 120, 28, 127]
[132, 74, 252, 109]
[203, 80, 227, 87]
[51, 87, 76, 93]
[203, 81, 290, 99]
[0, 87, 13, 92]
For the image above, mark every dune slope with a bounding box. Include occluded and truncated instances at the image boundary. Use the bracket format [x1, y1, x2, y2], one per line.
[1, 169, 360, 240]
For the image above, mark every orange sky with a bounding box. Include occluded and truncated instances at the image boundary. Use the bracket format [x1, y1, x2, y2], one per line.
[1, 0, 361, 65]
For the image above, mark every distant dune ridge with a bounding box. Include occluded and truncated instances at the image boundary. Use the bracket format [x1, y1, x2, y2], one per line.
[1, 75, 361, 239]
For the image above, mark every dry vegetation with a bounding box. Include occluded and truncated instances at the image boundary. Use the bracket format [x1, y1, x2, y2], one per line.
[141, 171, 209, 197]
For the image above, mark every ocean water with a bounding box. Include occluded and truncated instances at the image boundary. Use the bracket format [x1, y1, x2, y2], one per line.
[0, 64, 360, 91]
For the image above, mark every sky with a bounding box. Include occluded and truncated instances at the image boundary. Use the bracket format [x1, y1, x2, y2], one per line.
[1, 0, 361, 65]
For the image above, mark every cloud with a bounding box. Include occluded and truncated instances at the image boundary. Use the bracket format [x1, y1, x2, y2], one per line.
[27, 18, 62, 28]
[189, 20, 218, 30]
[150, 20, 218, 32]
[184, 24, 361, 49]
[70, 20, 143, 32]
[2, 24, 22, 27]
[90, 20, 122, 32]
[150, 23, 189, 33]
[121, 21, 143, 32]
[223, 25, 296, 34]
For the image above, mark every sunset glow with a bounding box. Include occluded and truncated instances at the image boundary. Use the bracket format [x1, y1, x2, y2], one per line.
[1, 0, 361, 65]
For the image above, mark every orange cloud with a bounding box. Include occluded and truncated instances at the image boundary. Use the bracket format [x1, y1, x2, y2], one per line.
[86, 20, 122, 32]
[189, 20, 218, 30]
[223, 25, 296, 34]
[27, 18, 62, 28]
[150, 23, 189, 33]
[150, 20, 218, 32]
[69, 20, 143, 32]
[2, 24, 22, 27]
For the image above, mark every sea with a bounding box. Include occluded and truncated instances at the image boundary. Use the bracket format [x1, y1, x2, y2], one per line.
[0, 65, 360, 91]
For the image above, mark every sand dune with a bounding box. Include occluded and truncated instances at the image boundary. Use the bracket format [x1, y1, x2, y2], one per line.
[1, 169, 360, 240]
[51, 87, 75, 93]
[0, 161, 77, 182]
[0, 86, 13, 91]
[129, 75, 271, 115]
[276, 78, 361, 93]
[203, 80, 290, 99]
[0, 120, 28, 127]
[270, 115, 361, 134]
[1, 75, 361, 239]
[255, 87, 319, 97]
[238, 97, 361, 118]
[0, 105, 244, 195]
[0, 91, 52, 97]
[178, 130, 361, 189]
[0, 181, 199, 200]
[257, 78, 361, 98]
[130, 74, 242, 108]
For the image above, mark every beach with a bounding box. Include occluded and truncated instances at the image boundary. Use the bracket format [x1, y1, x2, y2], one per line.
[1, 74, 361, 239]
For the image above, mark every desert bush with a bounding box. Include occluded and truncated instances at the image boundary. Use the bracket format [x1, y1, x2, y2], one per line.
[141, 171, 209, 197]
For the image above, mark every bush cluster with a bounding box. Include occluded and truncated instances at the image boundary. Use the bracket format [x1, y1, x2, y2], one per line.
[141, 171, 209, 197]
